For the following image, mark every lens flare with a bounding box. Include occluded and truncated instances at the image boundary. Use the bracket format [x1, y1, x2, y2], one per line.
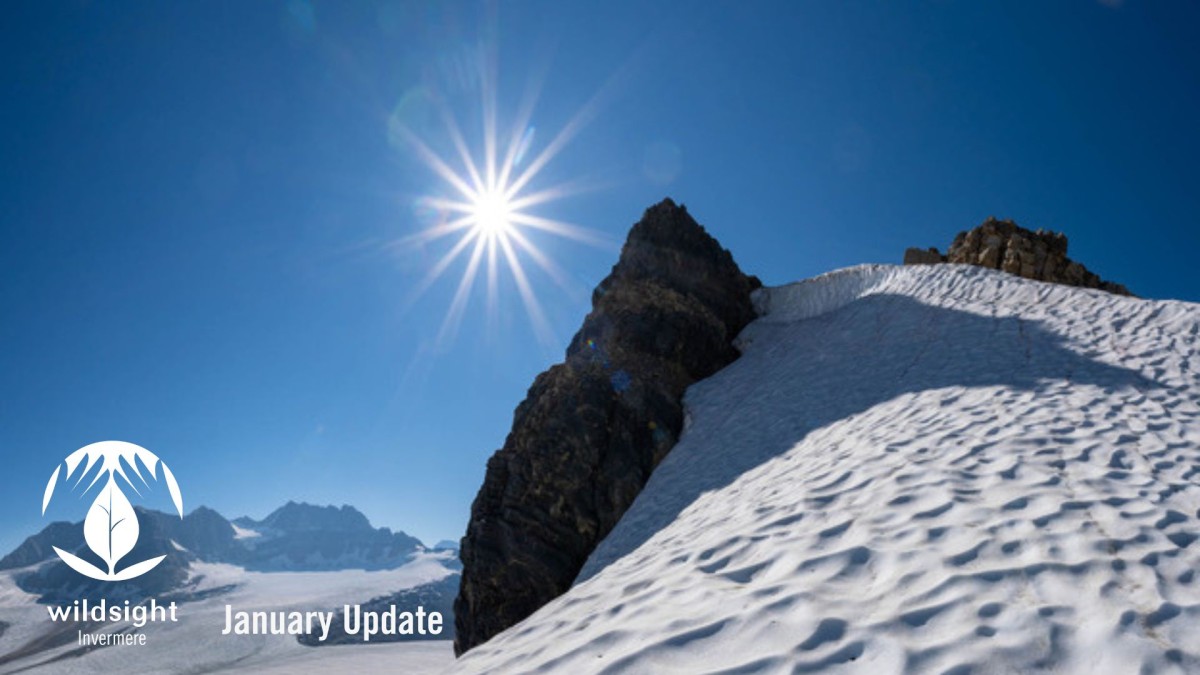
[393, 55, 613, 348]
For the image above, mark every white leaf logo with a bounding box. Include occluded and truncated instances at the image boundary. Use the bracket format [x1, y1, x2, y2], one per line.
[42, 441, 183, 581]
[84, 475, 138, 575]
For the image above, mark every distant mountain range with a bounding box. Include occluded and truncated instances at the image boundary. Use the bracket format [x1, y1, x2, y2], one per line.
[1, 501, 457, 604]
[230, 501, 432, 572]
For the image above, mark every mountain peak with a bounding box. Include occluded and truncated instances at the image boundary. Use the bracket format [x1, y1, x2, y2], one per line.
[455, 200, 760, 654]
[257, 501, 372, 533]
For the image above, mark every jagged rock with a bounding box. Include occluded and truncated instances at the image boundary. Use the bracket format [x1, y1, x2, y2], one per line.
[904, 217, 1131, 295]
[454, 199, 760, 655]
[903, 247, 945, 265]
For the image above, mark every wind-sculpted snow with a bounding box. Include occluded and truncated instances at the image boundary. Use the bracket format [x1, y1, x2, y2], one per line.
[747, 264, 902, 324]
[454, 264, 1200, 674]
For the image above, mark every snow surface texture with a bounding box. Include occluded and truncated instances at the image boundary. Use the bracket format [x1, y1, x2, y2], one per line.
[455, 264, 1200, 674]
[0, 553, 455, 674]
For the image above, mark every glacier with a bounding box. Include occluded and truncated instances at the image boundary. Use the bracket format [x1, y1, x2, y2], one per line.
[0, 553, 456, 674]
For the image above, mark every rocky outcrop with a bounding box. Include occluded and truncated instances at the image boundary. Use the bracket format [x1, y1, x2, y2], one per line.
[902, 247, 945, 266]
[904, 217, 1131, 295]
[454, 199, 761, 655]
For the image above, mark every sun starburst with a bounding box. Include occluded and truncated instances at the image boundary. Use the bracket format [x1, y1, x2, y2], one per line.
[471, 189, 513, 238]
[392, 59, 613, 349]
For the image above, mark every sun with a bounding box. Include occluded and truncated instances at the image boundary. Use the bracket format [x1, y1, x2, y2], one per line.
[391, 63, 612, 347]
[471, 189, 513, 239]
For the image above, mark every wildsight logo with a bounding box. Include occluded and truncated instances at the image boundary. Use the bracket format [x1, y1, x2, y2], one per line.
[42, 441, 184, 581]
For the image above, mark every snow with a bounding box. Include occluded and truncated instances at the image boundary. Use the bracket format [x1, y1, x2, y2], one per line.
[222, 641, 453, 674]
[454, 264, 1200, 674]
[0, 564, 54, 667]
[0, 552, 457, 674]
[230, 524, 261, 540]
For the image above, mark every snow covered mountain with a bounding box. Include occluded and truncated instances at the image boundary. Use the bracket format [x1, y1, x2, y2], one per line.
[2, 501, 428, 595]
[230, 502, 427, 572]
[453, 263, 1200, 674]
[6, 261, 1196, 674]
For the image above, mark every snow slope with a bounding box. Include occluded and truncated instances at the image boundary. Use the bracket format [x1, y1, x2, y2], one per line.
[454, 264, 1200, 674]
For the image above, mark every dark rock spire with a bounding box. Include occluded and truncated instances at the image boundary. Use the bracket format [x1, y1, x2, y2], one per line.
[453, 199, 760, 654]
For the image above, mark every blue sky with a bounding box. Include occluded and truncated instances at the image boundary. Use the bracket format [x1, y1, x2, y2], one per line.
[2, 1, 1198, 554]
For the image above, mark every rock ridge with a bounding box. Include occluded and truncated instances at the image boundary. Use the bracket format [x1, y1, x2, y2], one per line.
[904, 217, 1131, 296]
[453, 198, 760, 655]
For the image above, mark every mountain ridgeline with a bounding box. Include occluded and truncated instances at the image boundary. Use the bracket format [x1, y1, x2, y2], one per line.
[1, 501, 431, 604]
[454, 204, 1136, 656]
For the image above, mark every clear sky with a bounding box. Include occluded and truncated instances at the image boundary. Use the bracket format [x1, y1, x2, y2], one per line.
[2, 1, 1198, 555]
